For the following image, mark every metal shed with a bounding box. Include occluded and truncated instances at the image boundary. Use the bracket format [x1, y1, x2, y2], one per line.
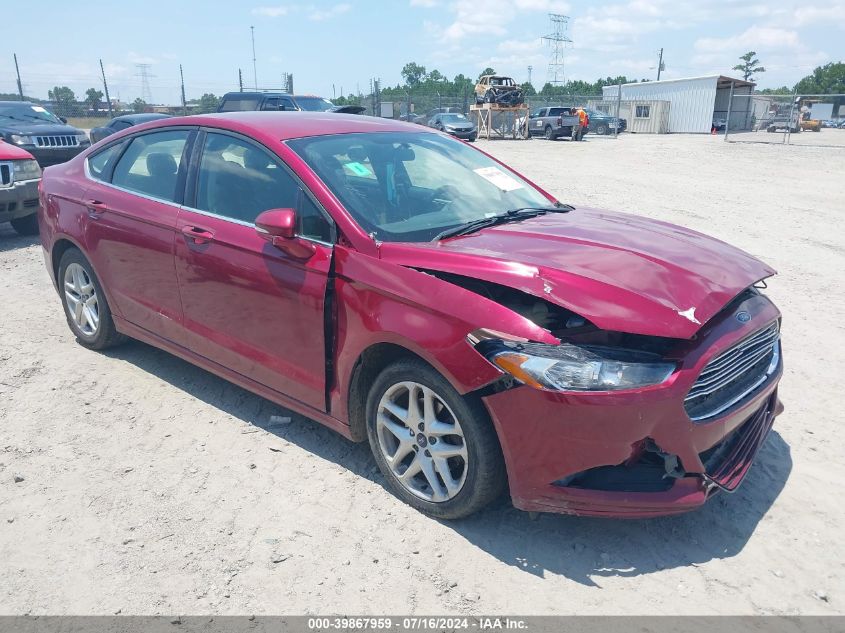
[602, 75, 755, 133]
[588, 99, 670, 133]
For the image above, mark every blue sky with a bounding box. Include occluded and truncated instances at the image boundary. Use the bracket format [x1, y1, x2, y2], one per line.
[2, 0, 842, 105]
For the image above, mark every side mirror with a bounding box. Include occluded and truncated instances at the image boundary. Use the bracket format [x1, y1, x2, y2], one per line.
[59, 116, 68, 124]
[255, 208, 315, 259]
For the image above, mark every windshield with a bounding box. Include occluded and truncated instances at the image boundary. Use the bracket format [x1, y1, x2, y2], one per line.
[288, 131, 555, 243]
[0, 103, 63, 125]
[294, 97, 335, 112]
[441, 114, 469, 123]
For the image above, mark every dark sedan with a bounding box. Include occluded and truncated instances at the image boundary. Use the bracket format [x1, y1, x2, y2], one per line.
[585, 108, 626, 135]
[428, 113, 477, 141]
[90, 113, 172, 144]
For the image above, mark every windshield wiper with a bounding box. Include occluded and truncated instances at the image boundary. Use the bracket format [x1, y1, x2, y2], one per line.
[433, 208, 547, 241]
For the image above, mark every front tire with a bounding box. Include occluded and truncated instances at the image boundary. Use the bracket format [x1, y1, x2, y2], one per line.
[596, 124, 608, 135]
[58, 248, 125, 350]
[544, 126, 555, 140]
[10, 213, 39, 236]
[365, 359, 506, 519]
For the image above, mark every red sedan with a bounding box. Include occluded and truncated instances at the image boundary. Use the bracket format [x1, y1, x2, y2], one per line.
[38, 113, 783, 519]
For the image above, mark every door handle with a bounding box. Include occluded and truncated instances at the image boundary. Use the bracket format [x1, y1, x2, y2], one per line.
[85, 199, 108, 219]
[181, 225, 215, 245]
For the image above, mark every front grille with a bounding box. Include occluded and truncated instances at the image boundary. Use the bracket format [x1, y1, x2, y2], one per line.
[34, 135, 80, 148]
[0, 163, 11, 186]
[685, 321, 780, 421]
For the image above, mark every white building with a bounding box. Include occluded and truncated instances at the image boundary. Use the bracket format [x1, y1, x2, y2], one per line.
[602, 75, 755, 133]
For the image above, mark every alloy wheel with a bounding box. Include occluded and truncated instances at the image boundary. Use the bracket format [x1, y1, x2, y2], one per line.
[375, 381, 468, 502]
[64, 262, 100, 336]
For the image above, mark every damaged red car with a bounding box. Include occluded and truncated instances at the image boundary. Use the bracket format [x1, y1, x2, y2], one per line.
[38, 113, 783, 519]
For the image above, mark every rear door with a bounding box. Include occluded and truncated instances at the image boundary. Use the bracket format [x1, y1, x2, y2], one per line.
[173, 129, 335, 410]
[83, 128, 194, 340]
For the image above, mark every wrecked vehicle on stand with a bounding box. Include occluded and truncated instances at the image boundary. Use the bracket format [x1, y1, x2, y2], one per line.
[475, 76, 525, 106]
[38, 112, 783, 519]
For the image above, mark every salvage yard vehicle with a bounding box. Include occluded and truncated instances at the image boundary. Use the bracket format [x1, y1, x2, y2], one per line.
[218, 91, 365, 115]
[0, 101, 90, 168]
[428, 113, 477, 141]
[526, 106, 581, 140]
[89, 113, 172, 144]
[38, 112, 783, 519]
[0, 140, 41, 235]
[475, 76, 525, 106]
[586, 108, 626, 135]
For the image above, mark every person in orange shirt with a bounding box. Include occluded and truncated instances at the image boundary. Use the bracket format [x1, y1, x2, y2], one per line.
[577, 108, 589, 141]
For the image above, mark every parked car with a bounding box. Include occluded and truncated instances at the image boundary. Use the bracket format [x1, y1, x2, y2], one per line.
[763, 116, 801, 133]
[526, 106, 580, 140]
[218, 92, 365, 115]
[426, 107, 463, 119]
[585, 108, 626, 135]
[821, 120, 837, 128]
[712, 118, 727, 131]
[475, 76, 525, 106]
[38, 112, 784, 519]
[0, 101, 90, 168]
[0, 140, 41, 235]
[399, 113, 427, 125]
[428, 113, 477, 141]
[90, 113, 172, 144]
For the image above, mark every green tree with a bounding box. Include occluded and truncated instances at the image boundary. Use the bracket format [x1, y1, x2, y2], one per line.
[48, 86, 76, 106]
[794, 62, 845, 94]
[759, 86, 791, 95]
[733, 51, 766, 81]
[428, 69, 443, 82]
[85, 88, 104, 112]
[197, 93, 220, 113]
[401, 62, 427, 87]
[132, 98, 147, 113]
[520, 82, 537, 96]
[478, 67, 496, 79]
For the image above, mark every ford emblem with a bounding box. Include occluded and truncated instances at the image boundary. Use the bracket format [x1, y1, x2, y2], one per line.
[736, 311, 751, 323]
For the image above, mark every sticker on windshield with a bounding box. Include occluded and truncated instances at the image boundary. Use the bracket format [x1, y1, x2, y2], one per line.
[345, 161, 372, 177]
[31, 106, 48, 113]
[473, 167, 524, 192]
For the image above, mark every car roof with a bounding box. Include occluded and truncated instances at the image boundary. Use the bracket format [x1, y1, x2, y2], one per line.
[221, 92, 329, 100]
[127, 111, 420, 141]
[114, 113, 171, 123]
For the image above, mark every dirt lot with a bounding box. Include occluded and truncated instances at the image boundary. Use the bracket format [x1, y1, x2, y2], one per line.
[1, 133, 843, 616]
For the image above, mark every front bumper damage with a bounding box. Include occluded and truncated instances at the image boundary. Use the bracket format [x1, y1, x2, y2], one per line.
[0, 178, 39, 222]
[481, 291, 784, 518]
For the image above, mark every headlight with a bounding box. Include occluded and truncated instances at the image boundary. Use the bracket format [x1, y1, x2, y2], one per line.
[10, 134, 33, 145]
[12, 159, 42, 180]
[474, 339, 676, 392]
[75, 133, 89, 145]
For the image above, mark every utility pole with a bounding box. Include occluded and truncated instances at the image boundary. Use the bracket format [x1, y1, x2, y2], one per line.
[657, 48, 664, 81]
[179, 64, 187, 115]
[250, 26, 258, 90]
[100, 59, 113, 117]
[527, 65, 533, 86]
[13, 53, 24, 100]
[238, 68, 244, 92]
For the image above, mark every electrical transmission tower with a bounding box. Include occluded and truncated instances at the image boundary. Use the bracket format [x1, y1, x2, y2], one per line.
[541, 14, 572, 85]
[527, 65, 533, 86]
[135, 64, 154, 103]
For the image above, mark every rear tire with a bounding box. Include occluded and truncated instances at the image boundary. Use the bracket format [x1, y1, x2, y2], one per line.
[10, 213, 39, 236]
[365, 358, 506, 519]
[58, 248, 125, 350]
[544, 126, 555, 140]
[596, 124, 608, 135]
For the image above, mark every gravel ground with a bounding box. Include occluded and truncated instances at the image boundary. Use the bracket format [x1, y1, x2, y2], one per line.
[1, 133, 843, 616]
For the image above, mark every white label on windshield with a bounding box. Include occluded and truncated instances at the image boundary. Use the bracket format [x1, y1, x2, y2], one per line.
[473, 167, 523, 192]
[31, 106, 48, 113]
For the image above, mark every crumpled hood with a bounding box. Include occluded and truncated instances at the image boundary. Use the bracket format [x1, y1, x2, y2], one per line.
[379, 207, 775, 339]
[0, 140, 35, 160]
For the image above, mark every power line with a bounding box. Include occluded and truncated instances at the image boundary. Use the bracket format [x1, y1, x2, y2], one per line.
[542, 13, 572, 86]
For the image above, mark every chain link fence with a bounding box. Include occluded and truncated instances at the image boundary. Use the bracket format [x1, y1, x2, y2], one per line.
[724, 91, 845, 147]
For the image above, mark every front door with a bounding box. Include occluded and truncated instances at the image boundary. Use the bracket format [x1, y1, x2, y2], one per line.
[174, 130, 335, 411]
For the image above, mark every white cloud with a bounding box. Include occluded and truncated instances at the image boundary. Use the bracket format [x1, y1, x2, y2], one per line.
[127, 51, 157, 65]
[309, 3, 351, 20]
[695, 26, 802, 52]
[251, 5, 290, 17]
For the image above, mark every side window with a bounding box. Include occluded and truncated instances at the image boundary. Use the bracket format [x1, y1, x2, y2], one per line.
[87, 143, 124, 182]
[635, 105, 651, 118]
[111, 130, 190, 202]
[298, 193, 332, 242]
[196, 132, 298, 224]
[112, 120, 132, 131]
[262, 98, 281, 111]
[279, 97, 295, 111]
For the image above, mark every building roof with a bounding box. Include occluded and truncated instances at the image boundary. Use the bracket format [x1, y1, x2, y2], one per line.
[609, 75, 756, 90]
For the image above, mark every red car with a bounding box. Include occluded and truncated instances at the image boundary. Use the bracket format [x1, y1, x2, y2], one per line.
[1, 140, 42, 235]
[38, 113, 783, 519]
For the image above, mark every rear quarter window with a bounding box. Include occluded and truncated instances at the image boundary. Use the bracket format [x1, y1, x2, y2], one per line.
[87, 143, 124, 182]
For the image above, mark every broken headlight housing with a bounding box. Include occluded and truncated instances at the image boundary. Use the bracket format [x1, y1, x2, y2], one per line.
[472, 337, 676, 392]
